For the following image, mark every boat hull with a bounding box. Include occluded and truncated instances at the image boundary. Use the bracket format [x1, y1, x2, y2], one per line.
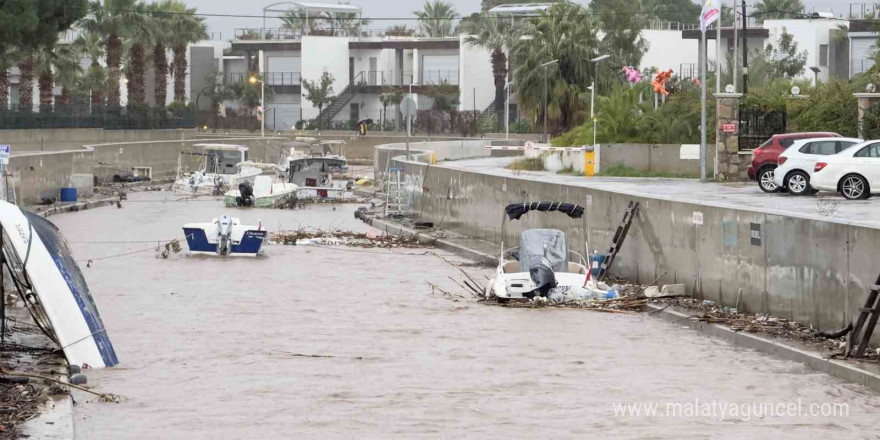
[182, 226, 267, 256]
[0, 202, 118, 368]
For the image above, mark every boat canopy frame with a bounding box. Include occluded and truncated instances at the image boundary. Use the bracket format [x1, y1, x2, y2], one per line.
[499, 201, 589, 269]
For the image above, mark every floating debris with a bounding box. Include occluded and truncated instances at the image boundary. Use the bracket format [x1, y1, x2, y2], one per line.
[269, 229, 431, 248]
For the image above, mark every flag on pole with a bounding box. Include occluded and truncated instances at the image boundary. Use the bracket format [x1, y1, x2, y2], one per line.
[700, 0, 720, 33]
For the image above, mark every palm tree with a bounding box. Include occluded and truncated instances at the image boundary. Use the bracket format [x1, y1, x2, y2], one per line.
[123, 2, 153, 110]
[328, 12, 370, 36]
[33, 49, 58, 113]
[74, 31, 106, 110]
[511, 1, 599, 135]
[79, 0, 139, 111]
[54, 45, 84, 108]
[753, 0, 804, 22]
[149, 1, 173, 108]
[17, 51, 35, 112]
[465, 15, 523, 132]
[413, 1, 459, 37]
[162, 0, 207, 104]
[280, 9, 322, 36]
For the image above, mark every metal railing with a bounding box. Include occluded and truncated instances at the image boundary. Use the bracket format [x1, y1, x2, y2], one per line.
[235, 27, 393, 41]
[646, 20, 699, 31]
[352, 70, 458, 87]
[226, 72, 302, 86]
[0, 104, 194, 130]
[422, 69, 459, 85]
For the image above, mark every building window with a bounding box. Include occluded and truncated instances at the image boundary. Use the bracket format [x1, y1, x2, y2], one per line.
[819, 44, 828, 67]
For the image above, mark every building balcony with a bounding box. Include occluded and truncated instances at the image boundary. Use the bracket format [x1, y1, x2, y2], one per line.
[234, 27, 393, 41]
[226, 72, 302, 86]
[352, 69, 459, 89]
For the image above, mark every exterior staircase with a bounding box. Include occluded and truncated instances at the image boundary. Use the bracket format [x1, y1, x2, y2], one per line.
[316, 84, 356, 125]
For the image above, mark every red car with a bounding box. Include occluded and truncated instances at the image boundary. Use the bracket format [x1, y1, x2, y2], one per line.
[748, 132, 840, 192]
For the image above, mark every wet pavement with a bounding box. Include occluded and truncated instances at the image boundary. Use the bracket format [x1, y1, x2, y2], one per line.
[445, 157, 880, 229]
[46, 191, 880, 439]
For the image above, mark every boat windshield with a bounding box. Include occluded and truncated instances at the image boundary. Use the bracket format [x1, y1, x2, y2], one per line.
[205, 150, 243, 175]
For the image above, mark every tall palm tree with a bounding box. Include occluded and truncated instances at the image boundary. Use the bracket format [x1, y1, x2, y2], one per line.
[34, 49, 56, 113]
[465, 15, 523, 132]
[753, 0, 804, 22]
[511, 1, 599, 135]
[280, 9, 322, 36]
[328, 12, 370, 36]
[17, 51, 35, 112]
[162, 0, 207, 104]
[123, 2, 152, 110]
[149, 1, 173, 109]
[54, 45, 84, 108]
[74, 31, 106, 110]
[79, 0, 140, 111]
[413, 1, 459, 37]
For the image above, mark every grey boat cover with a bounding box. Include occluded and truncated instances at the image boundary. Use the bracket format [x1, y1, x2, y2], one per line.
[519, 229, 568, 273]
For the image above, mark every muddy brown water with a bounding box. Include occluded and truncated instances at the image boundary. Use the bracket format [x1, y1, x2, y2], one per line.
[45, 192, 880, 439]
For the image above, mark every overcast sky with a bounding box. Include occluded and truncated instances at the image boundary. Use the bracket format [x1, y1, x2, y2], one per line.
[185, 0, 855, 42]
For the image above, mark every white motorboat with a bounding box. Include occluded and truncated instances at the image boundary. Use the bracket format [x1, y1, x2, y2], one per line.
[183, 215, 267, 256]
[0, 201, 118, 368]
[224, 175, 298, 208]
[173, 144, 262, 194]
[485, 202, 609, 302]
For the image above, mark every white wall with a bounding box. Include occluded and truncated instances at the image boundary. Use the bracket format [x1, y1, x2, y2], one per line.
[458, 35, 495, 112]
[640, 30, 702, 73]
[763, 19, 841, 84]
[300, 36, 350, 119]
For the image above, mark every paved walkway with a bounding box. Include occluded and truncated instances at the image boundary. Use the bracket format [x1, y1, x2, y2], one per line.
[441, 157, 880, 229]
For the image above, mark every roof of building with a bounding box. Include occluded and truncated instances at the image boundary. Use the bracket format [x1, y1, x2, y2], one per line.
[264, 1, 361, 14]
[488, 3, 552, 16]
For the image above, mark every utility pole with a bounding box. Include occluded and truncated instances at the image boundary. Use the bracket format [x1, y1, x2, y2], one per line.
[742, 1, 748, 94]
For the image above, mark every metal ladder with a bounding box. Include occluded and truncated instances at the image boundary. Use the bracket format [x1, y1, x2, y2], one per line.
[847, 274, 880, 358]
[597, 201, 640, 280]
[384, 168, 406, 217]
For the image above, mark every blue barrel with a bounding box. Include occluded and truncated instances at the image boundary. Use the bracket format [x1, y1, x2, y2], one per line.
[59, 187, 78, 202]
[589, 253, 605, 278]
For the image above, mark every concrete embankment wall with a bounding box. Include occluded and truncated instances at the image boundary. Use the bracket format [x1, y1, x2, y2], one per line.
[598, 143, 717, 176]
[3, 128, 195, 153]
[11, 137, 288, 204]
[384, 141, 877, 343]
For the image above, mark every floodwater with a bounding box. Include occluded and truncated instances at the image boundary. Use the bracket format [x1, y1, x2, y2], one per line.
[48, 192, 880, 439]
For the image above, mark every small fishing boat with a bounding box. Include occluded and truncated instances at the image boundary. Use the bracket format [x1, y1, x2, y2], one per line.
[0, 201, 118, 368]
[173, 144, 262, 194]
[486, 202, 610, 302]
[223, 176, 298, 208]
[182, 215, 267, 256]
[287, 142, 353, 200]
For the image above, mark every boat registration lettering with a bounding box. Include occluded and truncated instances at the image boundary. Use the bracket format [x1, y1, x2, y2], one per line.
[16, 223, 29, 245]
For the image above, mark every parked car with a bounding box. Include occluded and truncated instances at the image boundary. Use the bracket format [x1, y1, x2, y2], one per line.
[748, 132, 840, 193]
[771, 137, 862, 195]
[812, 141, 880, 200]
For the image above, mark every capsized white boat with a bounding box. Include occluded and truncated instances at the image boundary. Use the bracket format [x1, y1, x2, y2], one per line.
[485, 202, 610, 302]
[183, 215, 267, 256]
[224, 176, 298, 208]
[173, 144, 262, 194]
[0, 201, 118, 368]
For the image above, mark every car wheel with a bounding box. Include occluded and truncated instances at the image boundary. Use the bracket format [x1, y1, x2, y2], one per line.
[785, 171, 812, 196]
[758, 167, 779, 193]
[840, 174, 870, 200]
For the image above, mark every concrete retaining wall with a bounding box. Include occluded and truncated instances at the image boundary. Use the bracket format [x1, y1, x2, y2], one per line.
[3, 128, 194, 153]
[598, 143, 716, 176]
[384, 140, 878, 344]
[10, 137, 288, 204]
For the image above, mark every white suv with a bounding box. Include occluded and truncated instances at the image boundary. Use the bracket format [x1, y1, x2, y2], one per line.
[772, 137, 862, 196]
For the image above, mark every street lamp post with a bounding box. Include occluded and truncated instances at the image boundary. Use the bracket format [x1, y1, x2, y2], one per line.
[406, 82, 420, 161]
[809, 66, 821, 87]
[589, 54, 609, 149]
[540, 59, 558, 144]
[249, 75, 265, 137]
[505, 80, 514, 140]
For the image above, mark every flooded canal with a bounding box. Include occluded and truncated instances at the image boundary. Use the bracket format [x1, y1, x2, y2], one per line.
[50, 192, 880, 439]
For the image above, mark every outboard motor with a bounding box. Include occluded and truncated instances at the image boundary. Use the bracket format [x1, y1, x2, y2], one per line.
[216, 215, 233, 255]
[190, 171, 204, 190]
[527, 256, 557, 298]
[236, 182, 255, 207]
